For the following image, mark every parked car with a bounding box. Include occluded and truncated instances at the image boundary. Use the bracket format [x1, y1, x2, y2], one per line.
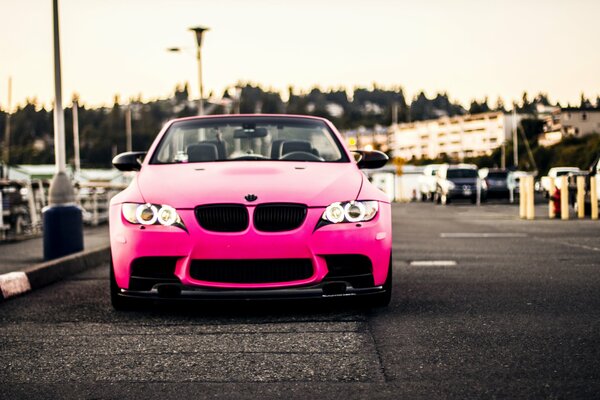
[418, 164, 442, 201]
[434, 164, 486, 205]
[567, 154, 600, 214]
[509, 171, 524, 195]
[540, 167, 581, 196]
[480, 168, 510, 200]
[109, 115, 392, 310]
[0, 180, 32, 239]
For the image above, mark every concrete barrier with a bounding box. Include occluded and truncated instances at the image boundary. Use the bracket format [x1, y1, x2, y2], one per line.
[591, 177, 598, 220]
[519, 176, 535, 220]
[0, 245, 109, 301]
[560, 176, 569, 220]
[526, 176, 535, 220]
[519, 178, 526, 219]
[548, 177, 555, 219]
[577, 176, 585, 219]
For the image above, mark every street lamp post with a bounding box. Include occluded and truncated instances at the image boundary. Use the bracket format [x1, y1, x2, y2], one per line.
[512, 107, 518, 167]
[2, 77, 11, 178]
[125, 105, 132, 152]
[43, 0, 83, 260]
[189, 26, 209, 116]
[72, 97, 81, 175]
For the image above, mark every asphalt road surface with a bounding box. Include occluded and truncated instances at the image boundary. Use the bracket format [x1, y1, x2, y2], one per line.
[1, 202, 599, 399]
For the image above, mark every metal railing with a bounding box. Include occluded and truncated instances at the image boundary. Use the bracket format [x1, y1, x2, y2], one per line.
[0, 180, 126, 242]
[76, 183, 126, 226]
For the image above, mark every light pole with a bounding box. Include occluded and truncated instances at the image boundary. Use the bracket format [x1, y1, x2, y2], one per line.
[72, 97, 81, 175]
[2, 77, 11, 178]
[189, 26, 209, 116]
[512, 106, 518, 168]
[43, 0, 83, 260]
[125, 104, 132, 152]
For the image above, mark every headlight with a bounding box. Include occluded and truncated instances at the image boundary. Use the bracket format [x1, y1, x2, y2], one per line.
[321, 201, 378, 224]
[122, 203, 186, 230]
[447, 181, 456, 190]
[136, 204, 158, 225]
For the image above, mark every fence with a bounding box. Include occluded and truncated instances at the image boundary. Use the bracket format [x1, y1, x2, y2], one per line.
[0, 180, 126, 242]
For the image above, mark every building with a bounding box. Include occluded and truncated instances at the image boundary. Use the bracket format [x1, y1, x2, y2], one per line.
[539, 108, 600, 147]
[342, 125, 390, 152]
[390, 112, 521, 161]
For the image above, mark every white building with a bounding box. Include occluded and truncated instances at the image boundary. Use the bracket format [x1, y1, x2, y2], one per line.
[539, 108, 600, 147]
[390, 112, 522, 161]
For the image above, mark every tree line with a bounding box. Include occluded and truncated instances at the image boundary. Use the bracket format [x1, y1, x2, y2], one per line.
[1, 83, 599, 168]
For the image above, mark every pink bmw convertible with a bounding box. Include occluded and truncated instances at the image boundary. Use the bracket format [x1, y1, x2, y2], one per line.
[109, 115, 392, 309]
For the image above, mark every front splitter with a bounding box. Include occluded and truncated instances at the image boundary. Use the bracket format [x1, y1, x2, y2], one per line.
[118, 283, 384, 301]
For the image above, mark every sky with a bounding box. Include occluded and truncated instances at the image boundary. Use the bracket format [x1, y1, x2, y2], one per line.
[1, 0, 599, 110]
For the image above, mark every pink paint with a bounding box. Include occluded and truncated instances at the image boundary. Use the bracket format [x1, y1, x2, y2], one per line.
[109, 115, 392, 293]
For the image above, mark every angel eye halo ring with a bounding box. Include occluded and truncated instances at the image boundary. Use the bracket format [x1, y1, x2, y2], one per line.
[322, 201, 378, 224]
[122, 202, 185, 229]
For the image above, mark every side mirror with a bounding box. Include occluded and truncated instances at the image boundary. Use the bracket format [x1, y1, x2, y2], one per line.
[353, 150, 388, 169]
[112, 151, 147, 172]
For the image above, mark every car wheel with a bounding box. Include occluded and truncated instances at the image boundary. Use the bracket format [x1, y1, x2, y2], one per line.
[368, 256, 392, 308]
[110, 257, 139, 311]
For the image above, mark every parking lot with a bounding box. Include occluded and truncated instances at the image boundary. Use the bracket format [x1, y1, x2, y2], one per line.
[1, 202, 599, 399]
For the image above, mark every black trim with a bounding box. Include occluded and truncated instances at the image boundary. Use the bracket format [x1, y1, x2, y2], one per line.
[189, 258, 313, 284]
[118, 283, 385, 301]
[322, 255, 375, 288]
[129, 256, 181, 291]
[194, 204, 249, 232]
[254, 203, 307, 232]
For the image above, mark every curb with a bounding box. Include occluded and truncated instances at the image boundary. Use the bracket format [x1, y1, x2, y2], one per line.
[0, 246, 110, 301]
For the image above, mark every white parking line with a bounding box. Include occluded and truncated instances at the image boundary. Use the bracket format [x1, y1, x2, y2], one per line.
[532, 237, 600, 253]
[409, 260, 457, 267]
[440, 233, 528, 238]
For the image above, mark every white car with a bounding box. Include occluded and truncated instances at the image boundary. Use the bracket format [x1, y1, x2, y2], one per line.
[418, 164, 442, 201]
[540, 167, 581, 194]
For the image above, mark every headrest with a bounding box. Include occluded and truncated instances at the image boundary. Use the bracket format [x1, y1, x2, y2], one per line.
[270, 139, 286, 159]
[281, 140, 312, 156]
[187, 143, 219, 162]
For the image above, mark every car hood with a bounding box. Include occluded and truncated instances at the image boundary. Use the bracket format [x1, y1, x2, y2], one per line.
[136, 161, 363, 208]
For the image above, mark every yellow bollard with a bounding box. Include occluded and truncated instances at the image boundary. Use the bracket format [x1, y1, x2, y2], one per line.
[526, 176, 535, 220]
[591, 177, 598, 220]
[548, 177, 555, 219]
[560, 176, 569, 220]
[577, 176, 585, 219]
[519, 178, 527, 219]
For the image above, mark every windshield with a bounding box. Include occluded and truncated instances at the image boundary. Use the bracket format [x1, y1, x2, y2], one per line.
[487, 172, 508, 179]
[151, 117, 348, 164]
[556, 171, 572, 176]
[447, 169, 478, 179]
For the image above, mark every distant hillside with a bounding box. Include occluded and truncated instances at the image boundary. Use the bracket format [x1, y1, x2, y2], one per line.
[1, 83, 598, 169]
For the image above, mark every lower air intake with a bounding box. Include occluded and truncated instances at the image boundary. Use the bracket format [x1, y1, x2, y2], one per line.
[189, 259, 313, 284]
[129, 256, 181, 291]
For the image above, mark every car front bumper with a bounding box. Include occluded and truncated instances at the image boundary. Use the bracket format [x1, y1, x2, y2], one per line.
[109, 203, 392, 293]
